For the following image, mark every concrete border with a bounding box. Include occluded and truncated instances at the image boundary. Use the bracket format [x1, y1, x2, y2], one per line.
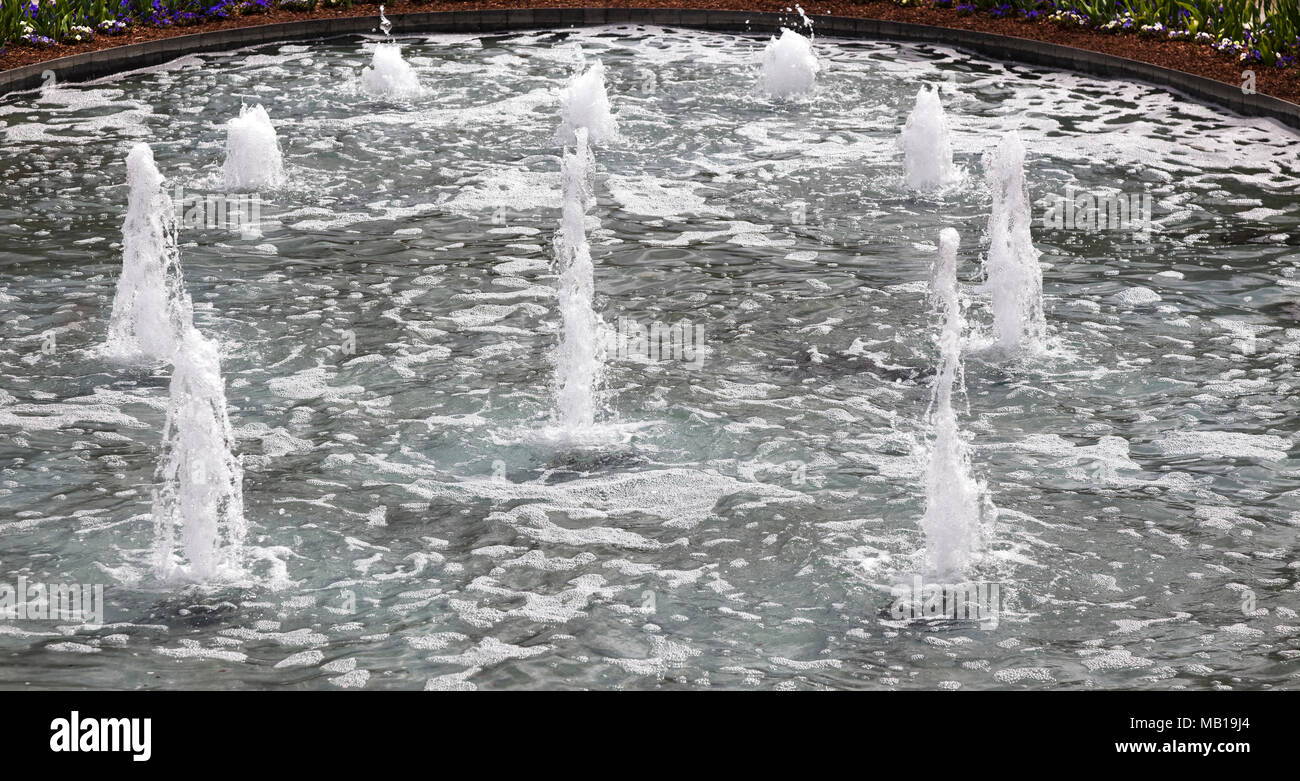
[2, 7, 1298, 129]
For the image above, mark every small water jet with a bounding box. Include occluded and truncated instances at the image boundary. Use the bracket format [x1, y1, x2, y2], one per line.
[983, 131, 1046, 355]
[920, 228, 991, 577]
[103, 143, 194, 364]
[555, 60, 619, 147]
[359, 42, 422, 99]
[152, 329, 247, 583]
[757, 28, 820, 100]
[222, 104, 284, 191]
[901, 86, 958, 191]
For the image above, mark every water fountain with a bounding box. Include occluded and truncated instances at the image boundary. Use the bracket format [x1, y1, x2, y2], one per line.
[757, 28, 820, 100]
[555, 60, 619, 147]
[222, 104, 285, 191]
[5, 25, 1296, 691]
[920, 228, 990, 577]
[152, 328, 247, 583]
[982, 131, 1046, 355]
[552, 127, 602, 436]
[901, 86, 958, 190]
[359, 29, 421, 99]
[548, 58, 620, 438]
[102, 143, 194, 365]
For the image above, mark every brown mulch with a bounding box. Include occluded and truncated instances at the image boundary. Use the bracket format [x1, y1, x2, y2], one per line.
[2, 1, 1297, 104]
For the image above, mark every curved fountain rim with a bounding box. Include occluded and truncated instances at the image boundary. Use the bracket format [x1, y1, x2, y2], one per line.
[2, 7, 1298, 131]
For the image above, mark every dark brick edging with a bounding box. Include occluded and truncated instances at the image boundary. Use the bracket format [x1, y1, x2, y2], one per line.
[2, 7, 1298, 130]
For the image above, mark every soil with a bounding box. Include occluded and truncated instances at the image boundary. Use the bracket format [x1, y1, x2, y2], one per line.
[2, 0, 1297, 104]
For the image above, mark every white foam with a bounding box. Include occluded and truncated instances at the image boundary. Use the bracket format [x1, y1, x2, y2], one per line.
[359, 43, 422, 99]
[757, 28, 819, 100]
[555, 60, 619, 146]
[222, 104, 285, 191]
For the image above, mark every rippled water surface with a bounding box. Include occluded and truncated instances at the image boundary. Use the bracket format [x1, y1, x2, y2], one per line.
[1, 26, 1298, 689]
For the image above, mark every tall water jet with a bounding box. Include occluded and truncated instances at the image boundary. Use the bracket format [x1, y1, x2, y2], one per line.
[552, 127, 603, 435]
[359, 43, 422, 99]
[555, 60, 619, 147]
[152, 329, 247, 583]
[103, 143, 194, 364]
[983, 131, 1046, 354]
[921, 228, 989, 577]
[901, 86, 958, 190]
[222, 104, 285, 191]
[549, 56, 617, 437]
[757, 28, 820, 100]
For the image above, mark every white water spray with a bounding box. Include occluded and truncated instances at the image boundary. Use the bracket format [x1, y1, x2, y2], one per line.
[222, 104, 284, 191]
[360, 43, 422, 99]
[921, 229, 990, 577]
[793, 3, 814, 33]
[103, 143, 194, 364]
[757, 28, 820, 100]
[555, 60, 619, 147]
[550, 57, 619, 437]
[552, 128, 603, 435]
[983, 131, 1046, 354]
[152, 329, 247, 583]
[901, 86, 958, 190]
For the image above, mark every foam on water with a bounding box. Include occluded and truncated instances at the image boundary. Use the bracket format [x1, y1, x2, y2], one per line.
[102, 143, 194, 365]
[757, 28, 819, 100]
[222, 103, 285, 191]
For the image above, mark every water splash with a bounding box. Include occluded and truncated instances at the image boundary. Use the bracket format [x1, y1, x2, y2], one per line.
[793, 3, 814, 36]
[757, 28, 819, 100]
[552, 127, 604, 436]
[222, 104, 284, 191]
[379, 4, 392, 37]
[359, 43, 422, 99]
[103, 143, 194, 365]
[921, 228, 992, 577]
[152, 329, 247, 584]
[555, 60, 619, 147]
[983, 131, 1046, 355]
[901, 86, 958, 191]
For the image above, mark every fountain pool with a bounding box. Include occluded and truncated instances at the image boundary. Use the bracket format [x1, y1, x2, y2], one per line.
[0, 25, 1297, 690]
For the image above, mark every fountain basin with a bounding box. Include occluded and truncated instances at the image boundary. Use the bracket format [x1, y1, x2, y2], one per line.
[1, 21, 1297, 690]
